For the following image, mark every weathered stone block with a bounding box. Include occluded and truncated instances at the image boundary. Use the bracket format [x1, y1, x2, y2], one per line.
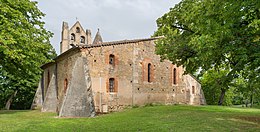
[42, 74, 57, 112]
[59, 56, 95, 117]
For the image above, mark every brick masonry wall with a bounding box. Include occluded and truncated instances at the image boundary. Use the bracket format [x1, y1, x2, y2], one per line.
[82, 39, 198, 112]
[41, 39, 205, 114]
[82, 43, 135, 112]
[131, 40, 187, 105]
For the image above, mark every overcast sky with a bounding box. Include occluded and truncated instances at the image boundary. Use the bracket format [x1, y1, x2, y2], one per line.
[37, 0, 181, 54]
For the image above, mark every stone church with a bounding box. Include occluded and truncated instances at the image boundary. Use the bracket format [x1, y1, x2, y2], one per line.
[32, 21, 206, 117]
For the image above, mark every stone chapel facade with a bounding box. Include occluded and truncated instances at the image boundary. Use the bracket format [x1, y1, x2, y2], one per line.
[32, 21, 206, 117]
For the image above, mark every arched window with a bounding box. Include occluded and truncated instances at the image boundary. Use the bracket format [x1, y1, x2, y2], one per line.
[47, 71, 50, 87]
[71, 33, 75, 41]
[76, 27, 80, 33]
[80, 36, 85, 43]
[64, 79, 68, 93]
[109, 54, 115, 66]
[148, 63, 151, 82]
[109, 78, 115, 92]
[173, 68, 177, 85]
[192, 86, 195, 94]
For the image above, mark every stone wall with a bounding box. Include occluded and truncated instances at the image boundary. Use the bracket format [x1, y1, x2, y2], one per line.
[42, 64, 57, 112]
[38, 38, 206, 115]
[82, 43, 135, 112]
[41, 48, 96, 116]
[184, 75, 206, 105]
[132, 40, 187, 106]
[83, 39, 196, 112]
[59, 55, 95, 117]
[55, 49, 82, 113]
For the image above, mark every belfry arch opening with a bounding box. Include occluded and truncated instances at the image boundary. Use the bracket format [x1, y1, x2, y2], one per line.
[80, 36, 85, 43]
[71, 33, 75, 41]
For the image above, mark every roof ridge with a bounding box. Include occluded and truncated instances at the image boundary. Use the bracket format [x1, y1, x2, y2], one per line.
[101, 36, 164, 44]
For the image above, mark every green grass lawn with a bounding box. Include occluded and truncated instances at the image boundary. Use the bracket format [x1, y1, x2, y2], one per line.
[0, 105, 259, 132]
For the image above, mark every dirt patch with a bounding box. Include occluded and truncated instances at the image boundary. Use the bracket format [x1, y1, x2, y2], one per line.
[237, 116, 260, 124]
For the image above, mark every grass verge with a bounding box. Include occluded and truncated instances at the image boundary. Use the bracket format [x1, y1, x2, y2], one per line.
[0, 105, 259, 132]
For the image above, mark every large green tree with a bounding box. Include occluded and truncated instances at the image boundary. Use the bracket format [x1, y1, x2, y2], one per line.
[154, 0, 260, 105]
[237, 67, 260, 107]
[200, 67, 234, 105]
[0, 0, 56, 109]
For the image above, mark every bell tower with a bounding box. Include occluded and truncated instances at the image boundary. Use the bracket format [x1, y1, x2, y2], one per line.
[60, 21, 93, 54]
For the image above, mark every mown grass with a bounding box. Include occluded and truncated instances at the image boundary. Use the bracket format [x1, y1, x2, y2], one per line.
[0, 105, 259, 132]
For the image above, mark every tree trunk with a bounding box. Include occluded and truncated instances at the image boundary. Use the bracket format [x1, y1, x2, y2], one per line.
[218, 89, 226, 106]
[250, 94, 253, 108]
[5, 90, 18, 110]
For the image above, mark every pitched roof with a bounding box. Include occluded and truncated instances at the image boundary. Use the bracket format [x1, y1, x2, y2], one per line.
[187, 73, 201, 84]
[76, 36, 164, 48]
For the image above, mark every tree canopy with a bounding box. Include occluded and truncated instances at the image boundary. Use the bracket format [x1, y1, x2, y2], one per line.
[154, 0, 259, 77]
[0, 0, 56, 109]
[154, 0, 260, 105]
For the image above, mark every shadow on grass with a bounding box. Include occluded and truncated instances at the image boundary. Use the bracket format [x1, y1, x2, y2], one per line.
[232, 104, 260, 109]
[0, 110, 30, 115]
[236, 116, 260, 124]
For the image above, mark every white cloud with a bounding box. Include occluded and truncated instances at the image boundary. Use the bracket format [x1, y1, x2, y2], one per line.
[36, 0, 181, 54]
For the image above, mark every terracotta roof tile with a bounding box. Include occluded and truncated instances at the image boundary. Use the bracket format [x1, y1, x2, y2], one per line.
[76, 36, 164, 48]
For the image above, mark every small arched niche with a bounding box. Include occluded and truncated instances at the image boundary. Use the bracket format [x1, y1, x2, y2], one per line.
[76, 27, 80, 33]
